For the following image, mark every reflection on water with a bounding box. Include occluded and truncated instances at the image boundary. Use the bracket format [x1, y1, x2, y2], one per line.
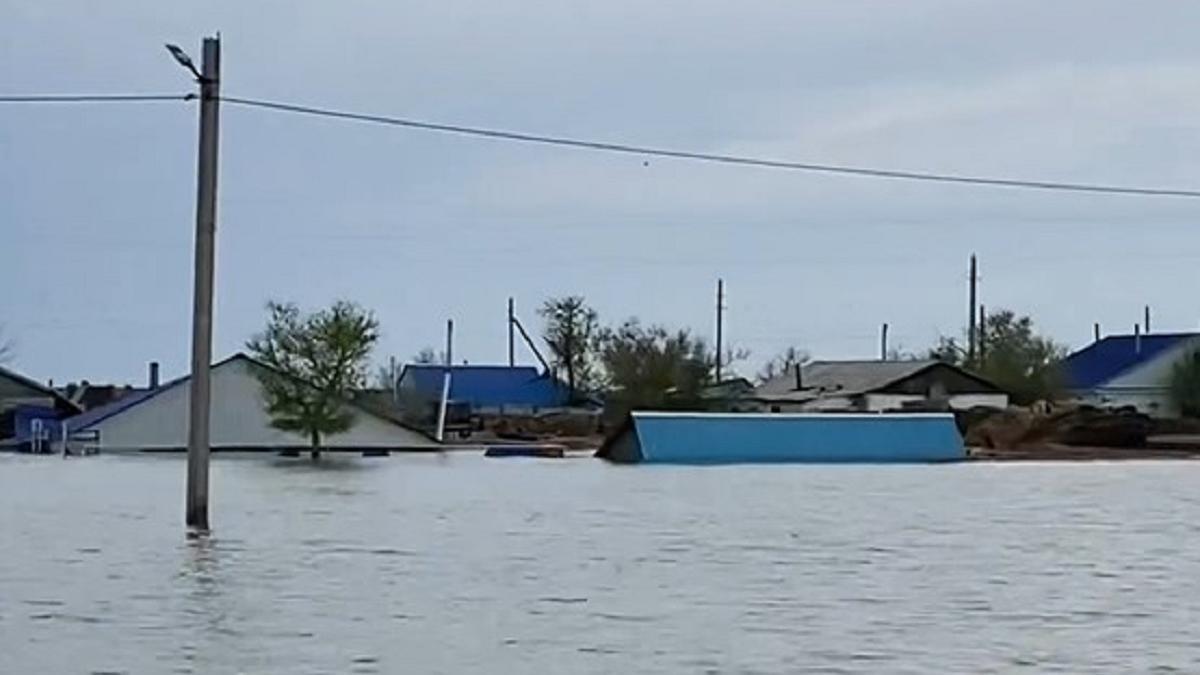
[3, 453, 1200, 673]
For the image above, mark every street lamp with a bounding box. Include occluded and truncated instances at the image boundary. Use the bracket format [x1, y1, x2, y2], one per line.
[164, 43, 203, 81]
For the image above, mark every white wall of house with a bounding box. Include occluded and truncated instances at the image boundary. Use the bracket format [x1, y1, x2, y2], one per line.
[1074, 387, 1175, 418]
[947, 393, 1010, 410]
[80, 358, 435, 451]
[760, 392, 1008, 414]
[862, 394, 920, 411]
[861, 393, 1006, 411]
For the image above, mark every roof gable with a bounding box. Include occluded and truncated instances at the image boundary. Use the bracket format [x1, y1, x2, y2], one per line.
[69, 354, 430, 438]
[755, 359, 1003, 399]
[0, 365, 81, 413]
[1063, 333, 1200, 390]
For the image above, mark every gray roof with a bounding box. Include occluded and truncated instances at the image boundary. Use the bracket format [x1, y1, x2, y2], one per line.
[755, 359, 945, 401]
[0, 364, 82, 413]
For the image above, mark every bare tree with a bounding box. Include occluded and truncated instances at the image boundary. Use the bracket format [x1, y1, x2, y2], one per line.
[757, 346, 809, 383]
[540, 296, 600, 401]
[412, 347, 441, 364]
[0, 325, 13, 365]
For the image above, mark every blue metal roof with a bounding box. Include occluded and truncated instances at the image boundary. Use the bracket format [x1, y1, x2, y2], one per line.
[398, 365, 571, 408]
[65, 386, 162, 432]
[598, 412, 965, 464]
[1062, 333, 1200, 390]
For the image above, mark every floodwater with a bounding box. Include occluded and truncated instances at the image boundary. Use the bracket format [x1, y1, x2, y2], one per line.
[3, 454, 1200, 674]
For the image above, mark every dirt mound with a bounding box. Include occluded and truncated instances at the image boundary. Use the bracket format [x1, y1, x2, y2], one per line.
[963, 404, 1152, 450]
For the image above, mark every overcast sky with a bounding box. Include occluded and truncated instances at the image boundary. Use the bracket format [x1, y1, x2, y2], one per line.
[4, 1, 1200, 385]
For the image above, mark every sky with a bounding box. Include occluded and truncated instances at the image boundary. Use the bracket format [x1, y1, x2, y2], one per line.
[3, 1, 1200, 386]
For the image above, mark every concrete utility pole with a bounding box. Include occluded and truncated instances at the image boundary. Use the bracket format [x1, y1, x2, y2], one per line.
[507, 297, 515, 367]
[715, 279, 725, 382]
[172, 36, 220, 532]
[1144, 305, 1152, 334]
[1094, 323, 1102, 343]
[967, 254, 978, 368]
[880, 323, 889, 361]
[445, 319, 454, 366]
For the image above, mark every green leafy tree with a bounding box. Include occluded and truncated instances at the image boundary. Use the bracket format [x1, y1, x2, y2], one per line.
[1168, 349, 1200, 418]
[596, 319, 714, 417]
[539, 296, 600, 402]
[929, 309, 1066, 405]
[247, 300, 380, 459]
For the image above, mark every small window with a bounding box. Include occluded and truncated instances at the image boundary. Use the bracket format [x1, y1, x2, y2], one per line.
[770, 405, 781, 413]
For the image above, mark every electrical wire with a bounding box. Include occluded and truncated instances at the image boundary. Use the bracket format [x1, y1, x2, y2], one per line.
[0, 93, 193, 103]
[221, 95, 1200, 199]
[6, 91, 1200, 198]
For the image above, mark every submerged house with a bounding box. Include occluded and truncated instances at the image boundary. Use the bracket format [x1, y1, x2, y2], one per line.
[395, 364, 577, 414]
[754, 360, 1009, 413]
[1062, 332, 1200, 417]
[0, 364, 81, 451]
[64, 354, 435, 453]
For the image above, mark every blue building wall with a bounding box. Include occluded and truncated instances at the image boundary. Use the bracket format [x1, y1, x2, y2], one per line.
[12, 405, 64, 447]
[600, 412, 964, 464]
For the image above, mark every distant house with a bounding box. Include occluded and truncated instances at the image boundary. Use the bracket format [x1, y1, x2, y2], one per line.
[754, 360, 1009, 413]
[1062, 332, 1200, 417]
[56, 362, 161, 412]
[698, 378, 759, 412]
[0, 364, 82, 450]
[62, 383, 148, 411]
[64, 354, 435, 453]
[395, 364, 578, 414]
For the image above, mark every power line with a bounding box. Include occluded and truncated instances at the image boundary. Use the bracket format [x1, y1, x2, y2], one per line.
[0, 93, 193, 103]
[220, 95, 1200, 199]
[6, 91, 1200, 198]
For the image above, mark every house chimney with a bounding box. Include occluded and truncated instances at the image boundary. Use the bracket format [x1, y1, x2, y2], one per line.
[1134, 324, 1142, 355]
[793, 363, 803, 390]
[148, 361, 160, 389]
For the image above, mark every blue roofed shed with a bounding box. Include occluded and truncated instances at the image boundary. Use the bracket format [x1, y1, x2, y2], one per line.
[1062, 332, 1200, 417]
[396, 365, 574, 411]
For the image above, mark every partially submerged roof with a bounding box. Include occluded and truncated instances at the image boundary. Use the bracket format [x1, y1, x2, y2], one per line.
[68, 353, 431, 440]
[1062, 333, 1200, 390]
[398, 364, 573, 408]
[0, 364, 81, 414]
[597, 411, 964, 464]
[755, 359, 1001, 401]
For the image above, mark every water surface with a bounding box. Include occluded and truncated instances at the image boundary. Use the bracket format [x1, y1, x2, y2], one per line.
[3, 453, 1199, 673]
